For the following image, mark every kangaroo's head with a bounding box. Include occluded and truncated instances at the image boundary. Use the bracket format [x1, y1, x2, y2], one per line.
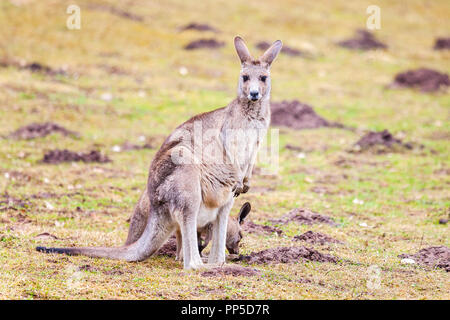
[226, 202, 251, 254]
[234, 36, 282, 103]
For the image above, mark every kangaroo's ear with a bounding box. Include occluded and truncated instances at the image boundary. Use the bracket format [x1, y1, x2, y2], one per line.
[260, 40, 283, 66]
[238, 202, 251, 225]
[234, 36, 252, 64]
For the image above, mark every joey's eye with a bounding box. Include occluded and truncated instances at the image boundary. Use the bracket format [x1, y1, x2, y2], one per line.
[260, 76, 267, 82]
[242, 75, 249, 82]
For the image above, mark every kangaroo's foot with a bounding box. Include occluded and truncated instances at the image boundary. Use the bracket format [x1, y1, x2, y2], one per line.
[185, 255, 204, 270]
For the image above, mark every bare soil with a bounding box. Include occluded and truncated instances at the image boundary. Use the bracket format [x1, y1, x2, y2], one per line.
[338, 30, 387, 50]
[235, 246, 338, 264]
[271, 100, 343, 130]
[8, 122, 79, 140]
[351, 129, 416, 153]
[399, 246, 450, 272]
[242, 221, 283, 236]
[294, 231, 343, 245]
[434, 37, 450, 50]
[184, 39, 225, 50]
[156, 236, 177, 257]
[390, 68, 449, 92]
[271, 208, 337, 226]
[41, 150, 111, 164]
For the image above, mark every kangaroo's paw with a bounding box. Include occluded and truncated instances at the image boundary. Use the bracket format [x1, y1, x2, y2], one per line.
[232, 181, 244, 197]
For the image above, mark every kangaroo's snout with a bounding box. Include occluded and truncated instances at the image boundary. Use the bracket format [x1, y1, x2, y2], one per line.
[249, 90, 260, 101]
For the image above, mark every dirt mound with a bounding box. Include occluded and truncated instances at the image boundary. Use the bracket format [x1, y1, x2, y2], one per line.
[242, 221, 283, 236]
[271, 100, 343, 130]
[398, 246, 450, 272]
[294, 231, 343, 245]
[156, 236, 177, 257]
[434, 37, 450, 50]
[0, 60, 65, 76]
[41, 150, 111, 164]
[235, 246, 338, 264]
[338, 29, 387, 50]
[271, 208, 337, 226]
[390, 68, 449, 92]
[184, 39, 224, 50]
[351, 130, 415, 153]
[180, 23, 218, 32]
[256, 41, 303, 57]
[201, 265, 260, 277]
[8, 122, 79, 140]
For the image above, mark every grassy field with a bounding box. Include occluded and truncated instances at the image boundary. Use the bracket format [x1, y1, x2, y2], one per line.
[0, 0, 449, 299]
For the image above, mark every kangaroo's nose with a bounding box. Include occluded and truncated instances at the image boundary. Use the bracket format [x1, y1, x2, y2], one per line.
[250, 91, 259, 100]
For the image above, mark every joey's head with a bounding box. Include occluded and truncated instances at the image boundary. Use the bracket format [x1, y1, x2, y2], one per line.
[226, 202, 251, 254]
[234, 36, 282, 103]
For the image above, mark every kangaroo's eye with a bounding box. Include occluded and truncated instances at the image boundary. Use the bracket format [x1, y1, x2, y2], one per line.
[260, 76, 267, 82]
[242, 75, 249, 82]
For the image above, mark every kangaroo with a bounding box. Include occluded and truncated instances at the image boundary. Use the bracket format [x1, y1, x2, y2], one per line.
[36, 36, 282, 270]
[126, 188, 251, 260]
[198, 202, 251, 256]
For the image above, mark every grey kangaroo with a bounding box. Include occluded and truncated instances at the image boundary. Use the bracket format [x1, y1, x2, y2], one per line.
[36, 36, 282, 270]
[126, 188, 251, 260]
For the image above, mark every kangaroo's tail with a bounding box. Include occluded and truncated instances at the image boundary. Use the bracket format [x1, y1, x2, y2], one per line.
[36, 213, 174, 262]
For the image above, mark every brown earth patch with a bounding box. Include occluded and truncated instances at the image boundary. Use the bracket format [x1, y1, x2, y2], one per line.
[184, 39, 225, 50]
[242, 221, 283, 236]
[337, 30, 387, 50]
[234, 246, 338, 264]
[293, 231, 343, 245]
[398, 246, 450, 272]
[180, 23, 218, 32]
[350, 130, 418, 153]
[0, 60, 66, 76]
[271, 208, 338, 226]
[284, 144, 304, 152]
[41, 150, 111, 164]
[8, 122, 79, 140]
[256, 41, 304, 57]
[434, 37, 450, 50]
[201, 265, 261, 277]
[271, 100, 344, 130]
[156, 236, 177, 257]
[390, 68, 449, 92]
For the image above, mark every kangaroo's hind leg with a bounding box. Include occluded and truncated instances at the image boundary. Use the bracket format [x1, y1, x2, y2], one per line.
[208, 196, 234, 265]
[169, 168, 204, 270]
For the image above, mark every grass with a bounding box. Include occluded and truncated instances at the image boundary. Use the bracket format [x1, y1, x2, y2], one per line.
[0, 0, 449, 299]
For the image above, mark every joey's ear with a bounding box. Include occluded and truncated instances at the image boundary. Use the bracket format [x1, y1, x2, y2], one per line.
[234, 36, 252, 64]
[260, 40, 283, 66]
[238, 202, 251, 225]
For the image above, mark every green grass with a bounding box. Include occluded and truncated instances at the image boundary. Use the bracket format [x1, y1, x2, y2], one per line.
[0, 0, 449, 299]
